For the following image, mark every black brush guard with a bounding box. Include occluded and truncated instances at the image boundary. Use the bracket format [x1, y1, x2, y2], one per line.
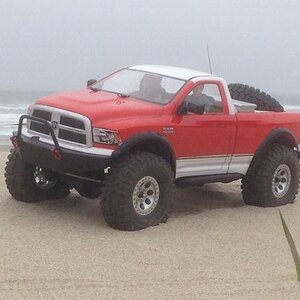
[13, 115, 111, 175]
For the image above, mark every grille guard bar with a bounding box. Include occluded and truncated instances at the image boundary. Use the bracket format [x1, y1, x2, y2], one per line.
[17, 114, 61, 150]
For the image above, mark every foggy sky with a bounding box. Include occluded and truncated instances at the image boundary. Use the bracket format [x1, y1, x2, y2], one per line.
[0, 0, 300, 94]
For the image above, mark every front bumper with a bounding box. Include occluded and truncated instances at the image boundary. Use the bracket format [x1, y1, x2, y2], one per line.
[15, 115, 111, 175]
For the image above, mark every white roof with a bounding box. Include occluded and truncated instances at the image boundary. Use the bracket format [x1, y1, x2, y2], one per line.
[129, 65, 212, 81]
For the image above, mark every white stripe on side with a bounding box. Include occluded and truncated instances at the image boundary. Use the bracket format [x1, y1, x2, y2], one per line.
[176, 156, 230, 179]
[227, 155, 253, 175]
[176, 154, 253, 179]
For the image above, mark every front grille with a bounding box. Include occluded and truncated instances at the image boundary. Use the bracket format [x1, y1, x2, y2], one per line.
[30, 121, 50, 135]
[58, 129, 86, 144]
[32, 109, 51, 121]
[28, 106, 91, 146]
[30, 109, 52, 135]
[60, 116, 85, 129]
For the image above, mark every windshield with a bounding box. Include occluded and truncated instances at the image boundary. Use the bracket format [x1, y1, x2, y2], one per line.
[92, 69, 186, 104]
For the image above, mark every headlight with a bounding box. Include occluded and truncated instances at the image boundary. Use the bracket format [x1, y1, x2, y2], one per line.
[93, 128, 122, 145]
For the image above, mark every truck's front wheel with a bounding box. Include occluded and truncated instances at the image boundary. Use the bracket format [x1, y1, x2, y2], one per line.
[101, 152, 173, 231]
[5, 148, 70, 203]
[242, 144, 299, 207]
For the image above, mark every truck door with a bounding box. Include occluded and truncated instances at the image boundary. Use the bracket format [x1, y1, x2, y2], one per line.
[171, 81, 237, 178]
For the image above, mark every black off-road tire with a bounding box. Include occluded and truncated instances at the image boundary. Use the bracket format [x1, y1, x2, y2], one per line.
[228, 83, 284, 112]
[242, 144, 299, 207]
[101, 152, 174, 231]
[5, 148, 70, 203]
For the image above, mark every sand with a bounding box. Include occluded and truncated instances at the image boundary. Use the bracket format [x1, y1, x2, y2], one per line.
[1, 148, 300, 299]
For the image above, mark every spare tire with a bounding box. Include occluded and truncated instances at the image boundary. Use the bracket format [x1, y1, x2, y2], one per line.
[228, 83, 284, 112]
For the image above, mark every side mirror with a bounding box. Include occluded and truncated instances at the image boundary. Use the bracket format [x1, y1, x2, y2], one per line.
[177, 102, 205, 115]
[87, 79, 97, 87]
[187, 102, 205, 115]
[177, 102, 188, 115]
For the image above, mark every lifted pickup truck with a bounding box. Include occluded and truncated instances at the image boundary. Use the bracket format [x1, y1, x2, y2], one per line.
[5, 65, 300, 231]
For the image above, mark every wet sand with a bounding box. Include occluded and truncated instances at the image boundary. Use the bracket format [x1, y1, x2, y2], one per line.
[1, 148, 300, 299]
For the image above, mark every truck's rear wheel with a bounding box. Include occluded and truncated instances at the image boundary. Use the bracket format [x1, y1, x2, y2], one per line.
[228, 83, 284, 112]
[101, 152, 173, 231]
[242, 144, 299, 207]
[5, 148, 70, 203]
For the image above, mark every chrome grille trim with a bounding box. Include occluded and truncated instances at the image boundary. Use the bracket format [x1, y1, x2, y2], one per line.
[58, 124, 86, 134]
[27, 104, 93, 147]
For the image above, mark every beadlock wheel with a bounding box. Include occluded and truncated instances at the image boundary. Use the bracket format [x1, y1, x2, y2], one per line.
[33, 166, 57, 190]
[5, 148, 70, 203]
[272, 164, 291, 198]
[132, 176, 160, 216]
[228, 83, 284, 112]
[101, 152, 173, 231]
[241, 144, 299, 207]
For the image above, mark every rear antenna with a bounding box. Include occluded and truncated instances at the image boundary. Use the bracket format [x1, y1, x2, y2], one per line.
[206, 43, 213, 74]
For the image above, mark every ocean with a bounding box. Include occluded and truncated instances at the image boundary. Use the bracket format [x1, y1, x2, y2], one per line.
[0, 90, 53, 143]
[0, 90, 299, 143]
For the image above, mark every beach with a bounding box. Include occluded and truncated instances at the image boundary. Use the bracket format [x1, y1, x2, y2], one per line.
[1, 148, 300, 299]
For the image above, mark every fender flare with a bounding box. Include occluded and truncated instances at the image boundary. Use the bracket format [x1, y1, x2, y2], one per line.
[111, 132, 176, 172]
[247, 128, 299, 174]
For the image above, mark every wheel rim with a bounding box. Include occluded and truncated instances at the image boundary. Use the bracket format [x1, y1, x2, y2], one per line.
[132, 176, 160, 216]
[272, 164, 291, 198]
[33, 166, 57, 190]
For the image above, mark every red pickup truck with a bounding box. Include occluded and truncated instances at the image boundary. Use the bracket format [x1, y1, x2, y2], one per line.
[5, 65, 300, 231]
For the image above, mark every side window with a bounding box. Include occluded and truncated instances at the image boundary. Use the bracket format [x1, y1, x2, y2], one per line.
[185, 83, 223, 114]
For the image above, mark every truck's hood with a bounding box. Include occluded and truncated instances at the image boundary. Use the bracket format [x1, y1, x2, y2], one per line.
[36, 89, 164, 126]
